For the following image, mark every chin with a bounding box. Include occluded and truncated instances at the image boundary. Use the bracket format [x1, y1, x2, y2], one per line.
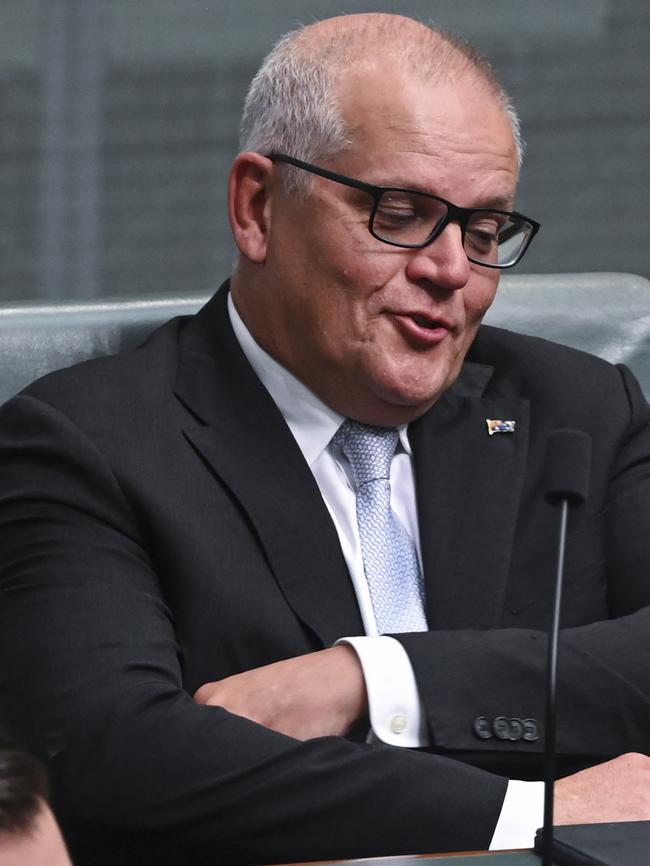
[377, 361, 457, 404]
[364, 377, 448, 425]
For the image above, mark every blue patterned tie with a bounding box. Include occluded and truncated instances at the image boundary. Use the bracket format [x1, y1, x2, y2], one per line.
[332, 420, 428, 634]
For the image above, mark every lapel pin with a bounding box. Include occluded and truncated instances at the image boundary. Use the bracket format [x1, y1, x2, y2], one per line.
[486, 419, 516, 436]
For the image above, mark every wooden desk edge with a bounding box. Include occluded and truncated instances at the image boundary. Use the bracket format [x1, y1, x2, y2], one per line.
[275, 848, 530, 865]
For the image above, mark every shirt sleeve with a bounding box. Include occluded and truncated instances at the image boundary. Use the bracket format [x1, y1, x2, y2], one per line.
[489, 780, 544, 850]
[337, 635, 429, 747]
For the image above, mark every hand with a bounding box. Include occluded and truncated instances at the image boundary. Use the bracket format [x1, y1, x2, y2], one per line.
[193, 645, 368, 740]
[555, 753, 650, 824]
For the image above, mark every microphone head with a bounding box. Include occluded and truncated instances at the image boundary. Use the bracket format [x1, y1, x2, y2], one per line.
[544, 429, 591, 505]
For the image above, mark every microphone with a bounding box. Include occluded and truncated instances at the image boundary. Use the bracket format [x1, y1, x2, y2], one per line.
[540, 429, 591, 866]
[544, 429, 591, 507]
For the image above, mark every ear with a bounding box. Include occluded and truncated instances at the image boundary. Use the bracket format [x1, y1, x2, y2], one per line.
[228, 152, 274, 264]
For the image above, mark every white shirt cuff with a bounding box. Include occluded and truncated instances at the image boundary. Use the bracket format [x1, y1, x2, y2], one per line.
[337, 635, 429, 748]
[489, 780, 544, 850]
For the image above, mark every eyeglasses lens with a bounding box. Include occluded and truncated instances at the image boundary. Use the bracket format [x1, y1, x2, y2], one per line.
[372, 190, 531, 267]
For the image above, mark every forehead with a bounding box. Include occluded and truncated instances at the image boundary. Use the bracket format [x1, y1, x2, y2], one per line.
[336, 68, 519, 205]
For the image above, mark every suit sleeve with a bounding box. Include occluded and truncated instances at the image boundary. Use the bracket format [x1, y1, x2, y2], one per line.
[396, 364, 650, 767]
[0, 391, 507, 866]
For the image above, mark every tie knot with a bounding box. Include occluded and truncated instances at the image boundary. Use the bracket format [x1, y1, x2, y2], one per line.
[332, 420, 399, 488]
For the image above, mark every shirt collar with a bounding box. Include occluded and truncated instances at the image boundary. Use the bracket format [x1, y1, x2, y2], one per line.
[227, 292, 412, 465]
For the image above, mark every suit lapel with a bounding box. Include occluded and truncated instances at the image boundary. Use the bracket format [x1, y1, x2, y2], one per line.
[410, 361, 530, 629]
[174, 286, 363, 647]
[174, 287, 530, 637]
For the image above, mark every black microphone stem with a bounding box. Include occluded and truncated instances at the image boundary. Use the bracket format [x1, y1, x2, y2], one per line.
[542, 498, 569, 866]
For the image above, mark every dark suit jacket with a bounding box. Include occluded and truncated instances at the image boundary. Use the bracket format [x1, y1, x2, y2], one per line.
[1, 284, 650, 866]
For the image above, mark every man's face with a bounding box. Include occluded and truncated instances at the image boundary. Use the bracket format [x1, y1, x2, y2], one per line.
[254, 70, 519, 425]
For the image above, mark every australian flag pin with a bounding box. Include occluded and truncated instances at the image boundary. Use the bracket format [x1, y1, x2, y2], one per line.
[486, 419, 516, 436]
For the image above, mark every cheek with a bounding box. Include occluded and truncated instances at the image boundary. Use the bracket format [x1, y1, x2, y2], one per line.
[285, 220, 404, 337]
[327, 257, 398, 324]
[466, 275, 499, 323]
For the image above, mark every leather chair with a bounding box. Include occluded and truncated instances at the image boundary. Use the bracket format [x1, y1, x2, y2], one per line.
[0, 293, 209, 406]
[484, 272, 650, 395]
[1, 273, 649, 406]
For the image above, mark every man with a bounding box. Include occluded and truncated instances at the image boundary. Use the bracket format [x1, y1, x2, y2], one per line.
[0, 745, 72, 866]
[1, 13, 650, 866]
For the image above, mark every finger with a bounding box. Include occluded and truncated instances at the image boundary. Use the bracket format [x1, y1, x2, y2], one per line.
[193, 682, 218, 704]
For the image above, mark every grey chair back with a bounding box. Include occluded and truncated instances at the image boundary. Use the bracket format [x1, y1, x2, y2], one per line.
[0, 294, 209, 405]
[485, 272, 650, 393]
[1, 273, 649, 406]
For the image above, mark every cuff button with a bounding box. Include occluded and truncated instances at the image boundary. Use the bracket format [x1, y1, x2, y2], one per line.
[522, 718, 540, 742]
[493, 716, 511, 740]
[472, 716, 493, 740]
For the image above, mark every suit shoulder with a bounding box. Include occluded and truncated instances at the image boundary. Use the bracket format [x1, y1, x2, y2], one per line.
[19, 315, 186, 421]
[470, 324, 646, 414]
[473, 324, 622, 382]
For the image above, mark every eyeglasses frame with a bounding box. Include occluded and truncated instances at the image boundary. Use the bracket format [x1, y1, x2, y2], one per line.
[267, 153, 540, 269]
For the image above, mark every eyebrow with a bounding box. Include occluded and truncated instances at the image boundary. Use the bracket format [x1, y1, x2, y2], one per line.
[475, 192, 515, 210]
[473, 194, 517, 211]
[380, 178, 517, 212]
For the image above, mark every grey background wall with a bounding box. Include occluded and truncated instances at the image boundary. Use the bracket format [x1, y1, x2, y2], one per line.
[0, 0, 648, 302]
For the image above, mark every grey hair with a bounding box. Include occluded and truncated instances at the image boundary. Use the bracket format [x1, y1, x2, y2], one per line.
[240, 31, 351, 195]
[240, 17, 524, 196]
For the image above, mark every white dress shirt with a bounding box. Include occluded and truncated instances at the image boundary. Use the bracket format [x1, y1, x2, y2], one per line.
[227, 292, 543, 849]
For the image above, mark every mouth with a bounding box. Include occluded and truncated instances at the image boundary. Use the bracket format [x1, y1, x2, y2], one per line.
[390, 311, 455, 346]
[410, 313, 447, 330]
[404, 310, 455, 333]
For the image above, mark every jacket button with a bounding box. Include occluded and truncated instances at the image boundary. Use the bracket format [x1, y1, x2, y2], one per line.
[472, 716, 493, 740]
[522, 718, 540, 742]
[509, 718, 523, 741]
[492, 716, 511, 740]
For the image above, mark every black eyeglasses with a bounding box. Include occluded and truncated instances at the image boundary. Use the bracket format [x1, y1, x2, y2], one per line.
[269, 153, 540, 269]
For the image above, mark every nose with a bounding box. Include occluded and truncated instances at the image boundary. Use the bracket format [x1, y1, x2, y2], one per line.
[404, 222, 471, 292]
